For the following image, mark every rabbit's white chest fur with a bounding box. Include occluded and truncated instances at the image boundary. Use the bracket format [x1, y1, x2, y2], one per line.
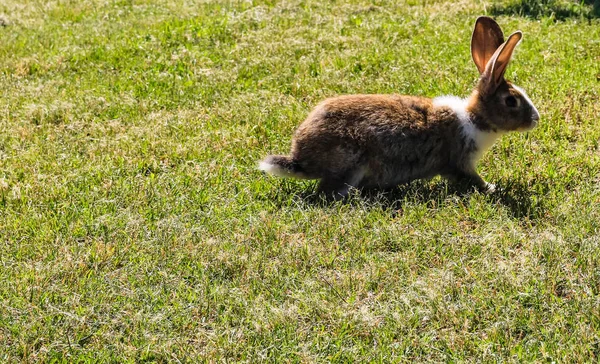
[433, 96, 504, 165]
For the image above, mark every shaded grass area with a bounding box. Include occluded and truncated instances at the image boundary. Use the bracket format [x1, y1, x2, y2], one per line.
[0, 0, 600, 361]
[491, 0, 600, 20]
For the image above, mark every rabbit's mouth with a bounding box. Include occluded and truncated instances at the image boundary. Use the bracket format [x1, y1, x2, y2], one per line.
[517, 115, 539, 132]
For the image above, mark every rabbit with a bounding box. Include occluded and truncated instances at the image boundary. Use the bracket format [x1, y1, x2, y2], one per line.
[259, 16, 540, 198]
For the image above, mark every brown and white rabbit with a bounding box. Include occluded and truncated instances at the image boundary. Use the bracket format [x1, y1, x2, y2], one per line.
[259, 16, 540, 197]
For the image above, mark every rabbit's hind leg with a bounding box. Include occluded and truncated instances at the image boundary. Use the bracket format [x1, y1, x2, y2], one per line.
[318, 166, 367, 200]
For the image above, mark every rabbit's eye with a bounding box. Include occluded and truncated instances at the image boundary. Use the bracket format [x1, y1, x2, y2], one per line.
[505, 96, 519, 108]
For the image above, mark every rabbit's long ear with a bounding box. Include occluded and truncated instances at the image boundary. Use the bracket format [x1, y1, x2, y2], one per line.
[486, 31, 522, 87]
[471, 16, 504, 75]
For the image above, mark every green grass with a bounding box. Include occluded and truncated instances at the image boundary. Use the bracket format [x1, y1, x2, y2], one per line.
[1, 0, 599, 361]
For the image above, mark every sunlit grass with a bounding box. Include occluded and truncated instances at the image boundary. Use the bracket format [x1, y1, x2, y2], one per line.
[0, 0, 599, 361]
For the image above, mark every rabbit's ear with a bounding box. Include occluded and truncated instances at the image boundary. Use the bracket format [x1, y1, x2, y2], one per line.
[487, 31, 522, 87]
[471, 16, 504, 75]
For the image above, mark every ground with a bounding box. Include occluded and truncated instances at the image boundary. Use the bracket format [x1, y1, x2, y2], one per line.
[0, 0, 599, 361]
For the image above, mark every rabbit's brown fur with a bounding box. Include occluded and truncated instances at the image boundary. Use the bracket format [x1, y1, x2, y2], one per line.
[291, 95, 476, 191]
[259, 17, 540, 198]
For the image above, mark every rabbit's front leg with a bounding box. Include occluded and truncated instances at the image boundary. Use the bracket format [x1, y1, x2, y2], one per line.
[445, 169, 495, 193]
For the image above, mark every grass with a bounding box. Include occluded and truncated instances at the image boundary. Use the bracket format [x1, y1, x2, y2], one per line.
[0, 0, 599, 361]
[491, 0, 600, 19]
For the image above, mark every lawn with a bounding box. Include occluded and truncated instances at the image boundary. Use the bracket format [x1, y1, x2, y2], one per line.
[0, 0, 599, 361]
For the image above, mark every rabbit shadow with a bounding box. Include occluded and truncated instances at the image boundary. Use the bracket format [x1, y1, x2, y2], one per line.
[265, 179, 449, 209]
[484, 179, 550, 221]
[490, 0, 600, 20]
[267, 178, 549, 222]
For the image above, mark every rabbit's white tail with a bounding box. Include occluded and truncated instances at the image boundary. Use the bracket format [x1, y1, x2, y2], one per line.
[259, 155, 309, 179]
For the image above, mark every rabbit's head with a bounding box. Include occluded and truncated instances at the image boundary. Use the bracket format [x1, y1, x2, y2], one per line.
[468, 17, 540, 132]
